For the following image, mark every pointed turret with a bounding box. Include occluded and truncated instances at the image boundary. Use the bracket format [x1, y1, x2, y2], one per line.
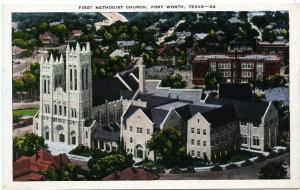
[86, 42, 90, 52]
[49, 53, 54, 63]
[76, 42, 80, 53]
[59, 54, 64, 64]
[66, 43, 70, 53]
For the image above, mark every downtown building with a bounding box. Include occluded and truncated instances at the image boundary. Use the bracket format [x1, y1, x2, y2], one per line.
[192, 53, 281, 86]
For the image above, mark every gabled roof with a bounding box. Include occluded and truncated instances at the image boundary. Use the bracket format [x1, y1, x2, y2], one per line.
[13, 149, 70, 181]
[264, 87, 289, 105]
[92, 126, 120, 141]
[205, 98, 270, 121]
[219, 83, 253, 102]
[102, 167, 159, 180]
[109, 49, 129, 57]
[134, 94, 181, 108]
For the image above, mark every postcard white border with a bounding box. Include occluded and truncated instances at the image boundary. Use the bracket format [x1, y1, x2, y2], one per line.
[2, 3, 300, 190]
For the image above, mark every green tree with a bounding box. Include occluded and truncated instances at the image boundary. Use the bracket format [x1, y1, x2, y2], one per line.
[259, 161, 287, 179]
[62, 164, 80, 181]
[147, 128, 185, 167]
[204, 71, 223, 90]
[44, 166, 58, 181]
[162, 73, 186, 89]
[89, 153, 134, 179]
[13, 132, 48, 160]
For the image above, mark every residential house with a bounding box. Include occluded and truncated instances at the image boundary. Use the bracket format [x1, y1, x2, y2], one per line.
[157, 45, 180, 65]
[102, 167, 159, 180]
[12, 46, 27, 59]
[13, 149, 70, 181]
[39, 31, 59, 46]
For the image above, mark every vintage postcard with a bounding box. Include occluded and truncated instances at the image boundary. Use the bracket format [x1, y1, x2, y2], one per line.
[1, 1, 300, 190]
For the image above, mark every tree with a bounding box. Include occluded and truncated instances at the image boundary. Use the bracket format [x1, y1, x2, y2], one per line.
[62, 164, 81, 181]
[44, 166, 58, 181]
[13, 79, 24, 98]
[258, 161, 287, 179]
[147, 128, 186, 167]
[162, 74, 186, 89]
[13, 132, 48, 160]
[89, 153, 134, 179]
[204, 71, 223, 90]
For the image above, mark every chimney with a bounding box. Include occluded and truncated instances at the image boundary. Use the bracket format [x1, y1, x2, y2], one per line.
[139, 64, 145, 93]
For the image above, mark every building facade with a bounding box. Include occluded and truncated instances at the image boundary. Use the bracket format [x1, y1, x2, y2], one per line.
[192, 53, 281, 86]
[33, 42, 96, 147]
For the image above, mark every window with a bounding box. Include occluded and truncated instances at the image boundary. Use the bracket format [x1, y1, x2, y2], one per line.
[253, 136, 260, 146]
[36, 123, 38, 130]
[253, 122, 259, 127]
[86, 68, 88, 90]
[45, 131, 49, 140]
[130, 126, 133, 132]
[241, 134, 247, 144]
[203, 141, 207, 147]
[197, 151, 201, 158]
[74, 109, 77, 118]
[59, 105, 62, 115]
[124, 125, 127, 130]
[197, 128, 200, 134]
[72, 136, 76, 145]
[203, 129, 206, 135]
[130, 137, 133, 143]
[197, 140, 200, 146]
[191, 150, 194, 156]
[191, 139, 194, 145]
[191, 128, 194, 133]
[54, 105, 57, 115]
[64, 106, 66, 116]
[70, 69, 73, 90]
[74, 69, 77, 90]
[197, 119, 200, 123]
[147, 129, 150, 134]
[86, 131, 88, 139]
[43, 79, 47, 93]
[81, 68, 84, 90]
[47, 80, 50, 94]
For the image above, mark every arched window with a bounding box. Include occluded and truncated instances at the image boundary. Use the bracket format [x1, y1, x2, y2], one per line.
[85, 131, 88, 139]
[54, 104, 57, 114]
[71, 136, 76, 145]
[47, 79, 50, 94]
[86, 68, 88, 89]
[45, 104, 48, 113]
[59, 105, 62, 115]
[81, 68, 84, 90]
[70, 68, 73, 90]
[71, 108, 74, 117]
[45, 131, 49, 140]
[64, 106, 66, 116]
[74, 109, 76, 118]
[74, 69, 77, 90]
[43, 79, 47, 93]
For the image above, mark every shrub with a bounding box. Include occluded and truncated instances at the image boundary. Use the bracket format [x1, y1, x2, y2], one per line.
[255, 154, 266, 162]
[241, 159, 253, 167]
[210, 165, 223, 171]
[267, 151, 277, 159]
[225, 163, 238, 170]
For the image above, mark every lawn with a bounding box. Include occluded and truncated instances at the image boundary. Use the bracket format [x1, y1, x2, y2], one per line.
[223, 150, 258, 164]
[13, 108, 38, 122]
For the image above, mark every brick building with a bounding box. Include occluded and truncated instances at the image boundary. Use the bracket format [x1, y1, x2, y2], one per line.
[257, 41, 289, 65]
[192, 53, 281, 86]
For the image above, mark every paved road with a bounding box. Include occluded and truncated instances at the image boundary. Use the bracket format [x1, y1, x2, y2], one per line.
[13, 125, 33, 138]
[13, 101, 39, 110]
[159, 153, 290, 180]
[157, 19, 186, 45]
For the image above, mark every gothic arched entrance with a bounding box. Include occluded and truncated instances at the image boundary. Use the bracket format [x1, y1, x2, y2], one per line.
[135, 144, 144, 159]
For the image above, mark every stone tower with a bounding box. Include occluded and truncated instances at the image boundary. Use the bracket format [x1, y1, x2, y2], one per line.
[33, 42, 95, 147]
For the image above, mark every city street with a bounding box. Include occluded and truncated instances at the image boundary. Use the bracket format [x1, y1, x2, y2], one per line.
[159, 153, 290, 180]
